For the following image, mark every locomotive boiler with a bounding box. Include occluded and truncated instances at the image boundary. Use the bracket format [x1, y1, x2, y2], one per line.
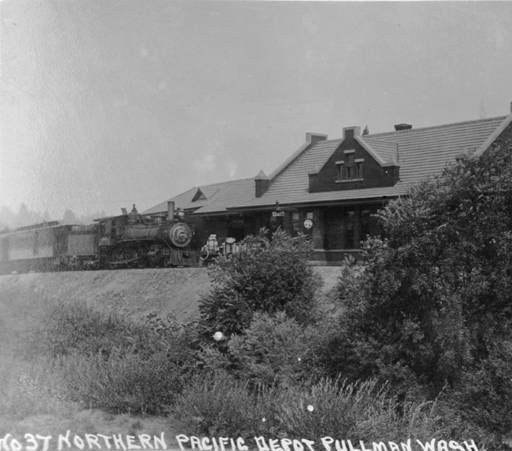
[97, 201, 195, 268]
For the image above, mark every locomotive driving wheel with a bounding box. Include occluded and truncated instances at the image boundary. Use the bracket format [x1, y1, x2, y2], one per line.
[106, 245, 145, 269]
[135, 245, 149, 268]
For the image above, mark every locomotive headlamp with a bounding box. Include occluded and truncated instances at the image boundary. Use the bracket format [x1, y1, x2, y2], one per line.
[177, 210, 185, 218]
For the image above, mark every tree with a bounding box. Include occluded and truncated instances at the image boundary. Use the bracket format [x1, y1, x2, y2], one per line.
[325, 127, 512, 434]
[61, 208, 78, 224]
[16, 203, 32, 226]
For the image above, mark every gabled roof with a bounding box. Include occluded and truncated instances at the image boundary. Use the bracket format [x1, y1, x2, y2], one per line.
[363, 115, 508, 185]
[235, 115, 509, 208]
[143, 178, 255, 215]
[144, 114, 511, 215]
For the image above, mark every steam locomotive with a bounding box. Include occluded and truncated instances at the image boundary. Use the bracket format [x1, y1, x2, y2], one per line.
[0, 202, 197, 274]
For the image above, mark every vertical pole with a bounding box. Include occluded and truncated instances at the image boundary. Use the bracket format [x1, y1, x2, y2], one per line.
[354, 208, 361, 248]
[312, 208, 325, 250]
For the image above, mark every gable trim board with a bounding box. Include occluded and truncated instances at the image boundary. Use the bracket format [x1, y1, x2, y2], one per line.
[268, 132, 328, 180]
[473, 114, 512, 157]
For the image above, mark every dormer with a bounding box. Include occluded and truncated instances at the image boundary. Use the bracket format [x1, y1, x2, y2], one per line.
[192, 187, 207, 202]
[309, 125, 400, 193]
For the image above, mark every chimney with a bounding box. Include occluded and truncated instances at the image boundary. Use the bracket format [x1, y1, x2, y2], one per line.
[167, 201, 175, 221]
[394, 123, 413, 131]
[255, 170, 270, 198]
[306, 132, 328, 144]
[343, 126, 361, 139]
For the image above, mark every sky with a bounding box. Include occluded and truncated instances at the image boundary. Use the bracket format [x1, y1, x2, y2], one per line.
[1, 0, 512, 218]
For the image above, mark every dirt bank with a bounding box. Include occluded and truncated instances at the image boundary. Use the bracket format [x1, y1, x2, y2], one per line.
[0, 268, 210, 328]
[0, 266, 340, 319]
[0, 266, 341, 437]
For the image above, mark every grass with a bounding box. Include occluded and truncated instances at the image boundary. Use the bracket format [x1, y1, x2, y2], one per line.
[172, 373, 477, 443]
[0, 352, 77, 425]
[54, 349, 188, 414]
[173, 372, 279, 438]
[0, 277, 495, 448]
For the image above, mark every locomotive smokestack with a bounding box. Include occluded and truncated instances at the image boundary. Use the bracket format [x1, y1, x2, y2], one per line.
[167, 201, 175, 221]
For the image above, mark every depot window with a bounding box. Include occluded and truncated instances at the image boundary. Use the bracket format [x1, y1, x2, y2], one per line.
[336, 154, 364, 181]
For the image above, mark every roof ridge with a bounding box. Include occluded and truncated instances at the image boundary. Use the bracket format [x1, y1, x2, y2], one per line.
[365, 115, 507, 139]
[197, 177, 253, 189]
[315, 138, 343, 144]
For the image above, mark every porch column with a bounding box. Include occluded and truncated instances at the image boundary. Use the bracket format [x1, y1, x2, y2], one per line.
[312, 208, 325, 249]
[354, 208, 361, 248]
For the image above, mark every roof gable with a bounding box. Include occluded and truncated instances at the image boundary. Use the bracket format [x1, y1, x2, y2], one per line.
[309, 131, 399, 193]
[473, 114, 512, 157]
[191, 188, 207, 202]
[235, 114, 509, 208]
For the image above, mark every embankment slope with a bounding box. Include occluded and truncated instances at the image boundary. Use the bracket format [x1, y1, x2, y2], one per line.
[0, 268, 210, 327]
[0, 266, 340, 338]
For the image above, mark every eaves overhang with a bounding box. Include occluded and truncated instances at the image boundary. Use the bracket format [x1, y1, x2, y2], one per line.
[226, 195, 399, 213]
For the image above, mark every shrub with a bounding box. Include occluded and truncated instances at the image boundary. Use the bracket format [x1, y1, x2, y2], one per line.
[449, 338, 512, 436]
[34, 302, 199, 361]
[55, 348, 190, 415]
[173, 372, 278, 438]
[198, 230, 322, 340]
[277, 378, 444, 442]
[227, 312, 325, 386]
[174, 375, 483, 444]
[32, 302, 200, 414]
[323, 129, 512, 440]
[33, 301, 146, 357]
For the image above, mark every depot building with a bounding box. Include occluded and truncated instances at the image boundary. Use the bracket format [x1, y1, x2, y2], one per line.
[144, 110, 512, 264]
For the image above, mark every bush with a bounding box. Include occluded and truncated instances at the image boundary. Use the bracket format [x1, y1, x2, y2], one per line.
[198, 230, 321, 340]
[323, 128, 512, 440]
[173, 372, 278, 438]
[55, 349, 188, 414]
[174, 374, 482, 443]
[34, 301, 199, 360]
[227, 312, 325, 386]
[32, 302, 200, 414]
[33, 301, 146, 357]
[449, 339, 512, 436]
[277, 378, 444, 442]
